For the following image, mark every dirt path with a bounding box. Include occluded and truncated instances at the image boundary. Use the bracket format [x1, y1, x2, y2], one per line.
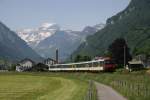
[95, 82, 127, 100]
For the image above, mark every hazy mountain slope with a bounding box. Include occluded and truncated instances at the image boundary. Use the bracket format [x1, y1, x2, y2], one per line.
[35, 30, 82, 60]
[16, 23, 104, 61]
[0, 22, 42, 62]
[72, 0, 150, 57]
[35, 24, 104, 61]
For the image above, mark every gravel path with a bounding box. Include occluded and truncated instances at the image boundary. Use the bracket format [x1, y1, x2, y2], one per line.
[95, 82, 127, 100]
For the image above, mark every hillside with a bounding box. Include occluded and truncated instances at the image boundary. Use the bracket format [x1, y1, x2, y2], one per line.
[0, 21, 42, 62]
[72, 0, 150, 58]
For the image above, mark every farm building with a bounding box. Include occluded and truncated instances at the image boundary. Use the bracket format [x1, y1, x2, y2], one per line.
[16, 58, 35, 72]
[147, 59, 150, 67]
[43, 58, 57, 67]
[134, 54, 150, 67]
[126, 60, 144, 71]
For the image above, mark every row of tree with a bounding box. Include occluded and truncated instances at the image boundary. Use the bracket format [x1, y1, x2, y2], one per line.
[107, 38, 132, 65]
[74, 38, 132, 67]
[27, 63, 49, 72]
[74, 55, 91, 62]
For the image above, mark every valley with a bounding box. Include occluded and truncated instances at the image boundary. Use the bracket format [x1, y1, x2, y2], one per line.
[0, 0, 150, 100]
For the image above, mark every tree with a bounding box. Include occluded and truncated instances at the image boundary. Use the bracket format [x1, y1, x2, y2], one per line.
[83, 56, 91, 61]
[30, 63, 49, 72]
[133, 47, 139, 56]
[9, 64, 16, 71]
[108, 38, 132, 65]
[74, 55, 91, 62]
[74, 55, 82, 62]
[104, 50, 112, 57]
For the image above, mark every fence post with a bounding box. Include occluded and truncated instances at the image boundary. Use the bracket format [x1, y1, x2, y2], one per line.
[84, 80, 94, 100]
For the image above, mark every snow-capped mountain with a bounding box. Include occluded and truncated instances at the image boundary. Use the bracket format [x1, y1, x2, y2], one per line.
[17, 23, 60, 47]
[35, 30, 82, 60]
[16, 22, 105, 61]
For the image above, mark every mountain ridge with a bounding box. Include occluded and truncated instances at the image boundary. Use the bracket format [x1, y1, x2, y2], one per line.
[72, 0, 150, 58]
[0, 21, 42, 62]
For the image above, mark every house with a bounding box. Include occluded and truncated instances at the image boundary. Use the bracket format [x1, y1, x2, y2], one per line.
[43, 58, 57, 67]
[134, 54, 150, 67]
[0, 64, 6, 70]
[147, 58, 150, 68]
[126, 59, 144, 71]
[16, 58, 35, 72]
[0, 64, 8, 72]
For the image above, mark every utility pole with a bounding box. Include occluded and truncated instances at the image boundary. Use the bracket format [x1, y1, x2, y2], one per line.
[124, 46, 126, 68]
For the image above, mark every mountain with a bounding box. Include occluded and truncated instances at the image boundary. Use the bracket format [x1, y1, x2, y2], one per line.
[80, 24, 105, 37]
[36, 23, 105, 61]
[16, 23, 105, 61]
[72, 0, 150, 58]
[17, 23, 60, 47]
[35, 30, 81, 60]
[0, 21, 42, 62]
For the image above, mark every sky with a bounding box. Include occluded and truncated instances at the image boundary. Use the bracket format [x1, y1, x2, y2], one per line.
[0, 0, 130, 31]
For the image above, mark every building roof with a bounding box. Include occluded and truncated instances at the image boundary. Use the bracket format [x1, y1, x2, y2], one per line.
[19, 58, 35, 64]
[129, 60, 143, 64]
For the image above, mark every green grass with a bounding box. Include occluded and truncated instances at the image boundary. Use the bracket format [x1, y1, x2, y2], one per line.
[0, 72, 88, 100]
[1, 71, 149, 100]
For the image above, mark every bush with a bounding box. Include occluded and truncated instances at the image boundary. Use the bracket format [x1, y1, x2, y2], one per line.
[9, 64, 16, 71]
[29, 63, 49, 72]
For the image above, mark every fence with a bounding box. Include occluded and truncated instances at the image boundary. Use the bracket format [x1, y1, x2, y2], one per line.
[111, 80, 150, 98]
[84, 80, 97, 100]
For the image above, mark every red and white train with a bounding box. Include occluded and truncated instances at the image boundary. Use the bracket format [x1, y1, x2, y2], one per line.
[49, 57, 116, 72]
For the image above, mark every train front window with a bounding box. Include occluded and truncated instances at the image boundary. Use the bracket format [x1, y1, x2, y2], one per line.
[105, 60, 114, 64]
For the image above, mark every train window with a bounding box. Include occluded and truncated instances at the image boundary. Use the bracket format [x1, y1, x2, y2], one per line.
[93, 62, 99, 67]
[82, 64, 86, 67]
[73, 64, 75, 67]
[81, 64, 83, 67]
[76, 64, 82, 68]
[50, 66, 54, 68]
[62, 65, 66, 68]
[88, 63, 92, 67]
[85, 64, 89, 67]
[58, 65, 61, 68]
[99, 61, 103, 66]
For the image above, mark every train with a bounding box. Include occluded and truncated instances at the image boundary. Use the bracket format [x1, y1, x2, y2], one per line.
[49, 57, 116, 72]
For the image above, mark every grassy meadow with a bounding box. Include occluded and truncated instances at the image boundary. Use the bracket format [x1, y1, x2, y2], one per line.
[0, 72, 88, 100]
[0, 71, 150, 100]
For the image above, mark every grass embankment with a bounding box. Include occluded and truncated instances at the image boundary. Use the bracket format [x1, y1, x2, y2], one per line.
[0, 72, 88, 100]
